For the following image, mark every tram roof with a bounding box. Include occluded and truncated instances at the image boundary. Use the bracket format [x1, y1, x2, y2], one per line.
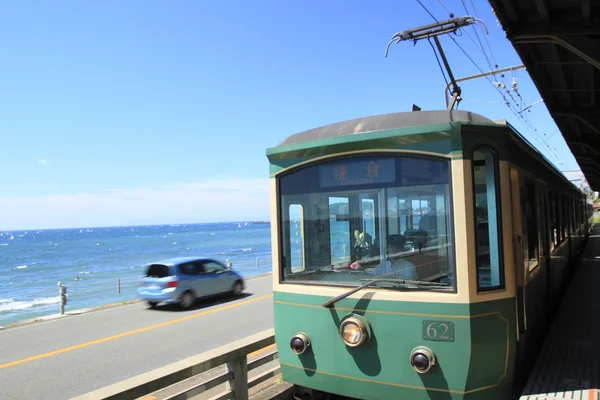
[276, 110, 495, 147]
[268, 109, 583, 193]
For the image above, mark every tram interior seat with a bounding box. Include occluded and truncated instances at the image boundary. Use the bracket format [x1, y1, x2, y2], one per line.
[419, 213, 437, 231]
[403, 229, 429, 250]
[386, 234, 407, 258]
[369, 233, 406, 257]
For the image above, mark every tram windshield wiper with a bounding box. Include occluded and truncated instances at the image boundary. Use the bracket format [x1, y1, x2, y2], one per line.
[321, 278, 449, 308]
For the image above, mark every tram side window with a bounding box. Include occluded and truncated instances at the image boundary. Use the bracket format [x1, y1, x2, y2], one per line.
[288, 204, 305, 273]
[548, 192, 555, 251]
[572, 198, 576, 233]
[550, 193, 559, 248]
[523, 182, 539, 271]
[472, 149, 503, 291]
[562, 196, 568, 239]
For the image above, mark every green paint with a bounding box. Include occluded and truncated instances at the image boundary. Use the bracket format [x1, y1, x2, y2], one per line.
[266, 123, 464, 175]
[273, 291, 516, 399]
[266, 123, 458, 157]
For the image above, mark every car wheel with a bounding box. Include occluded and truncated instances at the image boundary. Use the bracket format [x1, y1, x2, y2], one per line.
[179, 292, 195, 310]
[232, 281, 244, 297]
[148, 301, 159, 308]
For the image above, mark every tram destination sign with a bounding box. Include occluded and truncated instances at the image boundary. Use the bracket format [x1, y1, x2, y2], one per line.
[319, 158, 395, 188]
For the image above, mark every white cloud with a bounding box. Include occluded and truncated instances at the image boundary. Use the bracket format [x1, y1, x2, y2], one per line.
[0, 177, 271, 230]
[0, 183, 59, 192]
[37, 158, 50, 166]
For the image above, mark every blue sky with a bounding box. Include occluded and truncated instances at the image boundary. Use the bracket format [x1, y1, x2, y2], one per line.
[0, 0, 583, 230]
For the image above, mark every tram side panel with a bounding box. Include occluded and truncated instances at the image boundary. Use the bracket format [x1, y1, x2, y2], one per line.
[461, 125, 579, 377]
[502, 153, 586, 375]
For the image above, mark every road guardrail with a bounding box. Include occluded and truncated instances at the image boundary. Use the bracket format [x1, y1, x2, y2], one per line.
[72, 329, 280, 400]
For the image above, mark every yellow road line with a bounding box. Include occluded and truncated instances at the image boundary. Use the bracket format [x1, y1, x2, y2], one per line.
[248, 343, 276, 358]
[0, 294, 273, 370]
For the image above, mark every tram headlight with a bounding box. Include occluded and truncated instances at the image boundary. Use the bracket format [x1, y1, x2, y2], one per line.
[339, 315, 371, 348]
[409, 347, 436, 374]
[290, 333, 310, 355]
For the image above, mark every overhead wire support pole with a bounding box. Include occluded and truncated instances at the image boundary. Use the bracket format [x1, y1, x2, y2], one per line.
[443, 64, 526, 108]
[385, 15, 487, 110]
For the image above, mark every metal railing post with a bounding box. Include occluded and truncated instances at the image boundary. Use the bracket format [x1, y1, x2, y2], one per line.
[226, 355, 248, 400]
[58, 282, 67, 315]
[117, 279, 121, 293]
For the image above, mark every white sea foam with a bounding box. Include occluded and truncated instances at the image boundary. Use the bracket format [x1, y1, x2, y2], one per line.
[0, 297, 60, 313]
[14, 265, 27, 270]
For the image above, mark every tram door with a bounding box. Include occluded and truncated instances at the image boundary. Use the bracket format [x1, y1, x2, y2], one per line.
[509, 168, 526, 348]
[511, 167, 550, 362]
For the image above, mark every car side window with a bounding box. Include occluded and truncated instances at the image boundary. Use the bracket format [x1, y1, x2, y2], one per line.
[178, 262, 196, 275]
[193, 262, 206, 275]
[203, 261, 225, 274]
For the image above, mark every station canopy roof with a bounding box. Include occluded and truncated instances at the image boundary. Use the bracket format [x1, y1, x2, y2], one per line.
[488, 0, 600, 191]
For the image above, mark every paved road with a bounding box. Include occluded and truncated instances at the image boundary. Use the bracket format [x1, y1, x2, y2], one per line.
[0, 274, 274, 400]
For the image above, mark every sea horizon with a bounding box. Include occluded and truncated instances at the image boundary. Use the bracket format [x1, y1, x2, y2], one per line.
[0, 221, 273, 325]
[0, 218, 272, 234]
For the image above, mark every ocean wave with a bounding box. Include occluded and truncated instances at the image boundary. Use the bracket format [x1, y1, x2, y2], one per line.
[14, 265, 27, 270]
[0, 297, 60, 313]
[0, 222, 272, 324]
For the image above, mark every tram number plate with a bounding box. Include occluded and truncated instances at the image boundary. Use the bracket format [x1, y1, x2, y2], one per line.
[422, 321, 454, 342]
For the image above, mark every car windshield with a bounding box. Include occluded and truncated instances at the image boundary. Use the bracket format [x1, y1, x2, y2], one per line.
[278, 154, 455, 292]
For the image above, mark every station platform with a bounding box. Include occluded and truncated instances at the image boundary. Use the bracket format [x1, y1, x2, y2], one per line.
[520, 224, 600, 399]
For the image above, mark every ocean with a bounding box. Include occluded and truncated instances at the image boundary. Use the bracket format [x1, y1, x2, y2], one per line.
[0, 222, 272, 326]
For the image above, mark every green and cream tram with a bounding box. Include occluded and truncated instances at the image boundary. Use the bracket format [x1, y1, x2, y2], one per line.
[266, 110, 592, 399]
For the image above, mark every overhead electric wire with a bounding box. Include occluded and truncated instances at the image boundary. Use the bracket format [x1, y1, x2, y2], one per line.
[469, 0, 501, 69]
[414, 0, 564, 166]
[440, 0, 513, 96]
[466, 0, 513, 97]
[460, 0, 496, 74]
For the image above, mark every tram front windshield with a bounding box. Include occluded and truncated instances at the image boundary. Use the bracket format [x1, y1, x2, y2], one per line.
[278, 155, 455, 292]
